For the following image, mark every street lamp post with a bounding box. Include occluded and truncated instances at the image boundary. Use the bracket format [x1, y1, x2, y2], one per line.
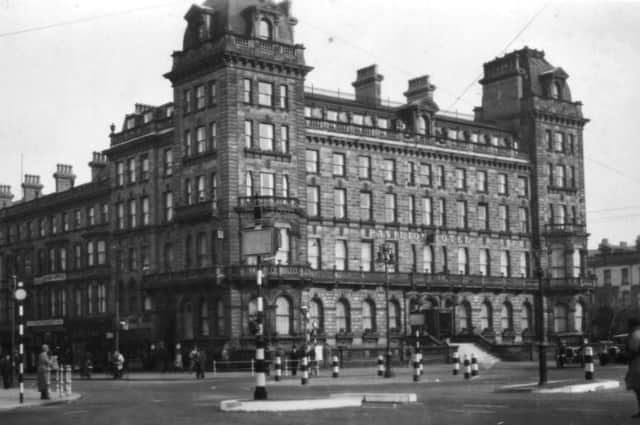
[535, 247, 548, 385]
[10, 275, 17, 388]
[376, 244, 395, 378]
[14, 281, 27, 404]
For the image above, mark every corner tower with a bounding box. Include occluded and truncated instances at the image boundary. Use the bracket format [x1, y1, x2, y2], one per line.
[478, 47, 590, 335]
[164, 0, 311, 267]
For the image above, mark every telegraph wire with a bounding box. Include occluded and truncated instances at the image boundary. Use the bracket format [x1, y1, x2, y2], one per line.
[447, 3, 548, 110]
[0, 1, 186, 39]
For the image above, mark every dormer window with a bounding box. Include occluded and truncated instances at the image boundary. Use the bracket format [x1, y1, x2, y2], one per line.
[550, 81, 562, 100]
[257, 18, 273, 40]
[198, 15, 211, 42]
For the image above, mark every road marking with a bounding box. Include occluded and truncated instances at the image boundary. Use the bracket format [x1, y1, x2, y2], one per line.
[63, 410, 88, 416]
[463, 404, 508, 409]
[553, 407, 608, 413]
[446, 409, 495, 415]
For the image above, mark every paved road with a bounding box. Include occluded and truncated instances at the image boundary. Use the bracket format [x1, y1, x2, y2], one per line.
[0, 363, 633, 425]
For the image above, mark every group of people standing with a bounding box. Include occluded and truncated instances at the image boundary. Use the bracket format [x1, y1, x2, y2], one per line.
[172, 345, 206, 378]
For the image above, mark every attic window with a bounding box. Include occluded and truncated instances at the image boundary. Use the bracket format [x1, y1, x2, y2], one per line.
[257, 18, 273, 40]
[550, 81, 562, 100]
[126, 117, 136, 130]
[198, 15, 211, 41]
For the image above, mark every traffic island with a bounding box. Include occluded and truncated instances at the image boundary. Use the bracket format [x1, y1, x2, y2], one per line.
[496, 379, 620, 394]
[0, 389, 82, 411]
[220, 392, 418, 412]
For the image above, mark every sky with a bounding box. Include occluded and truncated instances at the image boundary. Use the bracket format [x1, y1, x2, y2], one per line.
[0, 0, 638, 249]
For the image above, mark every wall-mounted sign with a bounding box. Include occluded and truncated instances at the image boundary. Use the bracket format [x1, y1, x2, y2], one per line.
[241, 228, 276, 256]
[26, 318, 64, 327]
[34, 273, 67, 285]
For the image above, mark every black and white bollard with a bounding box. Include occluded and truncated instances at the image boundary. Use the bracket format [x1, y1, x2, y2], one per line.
[471, 353, 479, 377]
[274, 355, 282, 382]
[253, 268, 267, 400]
[452, 351, 460, 375]
[301, 355, 309, 385]
[463, 354, 471, 380]
[377, 355, 384, 377]
[332, 355, 339, 378]
[418, 351, 423, 376]
[412, 352, 420, 382]
[584, 346, 594, 380]
[65, 365, 72, 395]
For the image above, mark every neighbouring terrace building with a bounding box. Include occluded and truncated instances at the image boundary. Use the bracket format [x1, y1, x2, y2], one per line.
[0, 0, 594, 369]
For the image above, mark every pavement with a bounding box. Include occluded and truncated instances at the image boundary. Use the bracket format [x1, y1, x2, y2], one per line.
[0, 386, 81, 411]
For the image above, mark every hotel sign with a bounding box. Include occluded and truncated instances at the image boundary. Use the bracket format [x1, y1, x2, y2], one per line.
[364, 229, 433, 242]
[34, 273, 67, 285]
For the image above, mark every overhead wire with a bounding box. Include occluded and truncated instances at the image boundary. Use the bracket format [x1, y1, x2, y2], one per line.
[447, 3, 549, 110]
[0, 1, 186, 39]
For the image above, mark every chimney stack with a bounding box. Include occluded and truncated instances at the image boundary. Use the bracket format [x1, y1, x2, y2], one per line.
[404, 75, 437, 104]
[352, 65, 384, 105]
[22, 174, 43, 202]
[0, 185, 13, 208]
[620, 241, 628, 249]
[89, 152, 108, 182]
[53, 164, 76, 192]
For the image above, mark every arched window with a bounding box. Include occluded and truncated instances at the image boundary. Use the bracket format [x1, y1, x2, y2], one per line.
[275, 228, 290, 265]
[389, 299, 401, 332]
[574, 302, 584, 332]
[423, 245, 434, 273]
[200, 299, 209, 336]
[245, 171, 253, 197]
[500, 251, 510, 277]
[501, 302, 513, 331]
[479, 249, 490, 276]
[257, 18, 272, 40]
[416, 116, 426, 135]
[480, 301, 493, 331]
[457, 247, 468, 275]
[456, 301, 471, 332]
[143, 293, 152, 311]
[521, 302, 532, 333]
[275, 296, 292, 335]
[362, 299, 376, 332]
[553, 303, 569, 333]
[309, 298, 324, 332]
[216, 299, 225, 336]
[551, 81, 562, 100]
[336, 299, 350, 333]
[183, 301, 194, 340]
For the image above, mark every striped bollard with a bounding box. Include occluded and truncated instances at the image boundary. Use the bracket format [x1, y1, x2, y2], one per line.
[62, 365, 69, 394]
[274, 356, 282, 381]
[66, 365, 72, 395]
[253, 268, 267, 400]
[463, 354, 471, 380]
[412, 352, 420, 382]
[418, 351, 423, 375]
[377, 355, 384, 377]
[471, 354, 479, 377]
[332, 355, 339, 378]
[452, 351, 460, 375]
[301, 355, 309, 385]
[17, 288, 24, 404]
[584, 346, 594, 380]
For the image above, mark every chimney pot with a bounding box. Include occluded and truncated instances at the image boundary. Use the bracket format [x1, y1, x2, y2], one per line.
[352, 64, 384, 106]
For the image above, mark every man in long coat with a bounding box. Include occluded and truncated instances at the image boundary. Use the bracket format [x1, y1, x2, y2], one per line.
[37, 344, 53, 400]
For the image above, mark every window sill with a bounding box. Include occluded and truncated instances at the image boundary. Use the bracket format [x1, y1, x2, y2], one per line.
[244, 148, 291, 161]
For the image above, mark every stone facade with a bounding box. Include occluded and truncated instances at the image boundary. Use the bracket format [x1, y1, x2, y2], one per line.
[0, 1, 594, 367]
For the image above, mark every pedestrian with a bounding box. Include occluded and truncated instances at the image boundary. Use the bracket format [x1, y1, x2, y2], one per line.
[0, 353, 11, 389]
[196, 349, 206, 379]
[174, 344, 184, 372]
[37, 344, 53, 400]
[626, 318, 640, 418]
[112, 350, 125, 379]
[189, 346, 200, 377]
[289, 344, 298, 376]
[82, 351, 93, 379]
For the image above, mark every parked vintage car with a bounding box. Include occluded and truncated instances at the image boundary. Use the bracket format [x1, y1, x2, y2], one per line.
[554, 332, 587, 368]
[598, 333, 628, 365]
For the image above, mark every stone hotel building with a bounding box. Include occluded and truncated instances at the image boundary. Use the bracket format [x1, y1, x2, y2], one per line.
[0, 0, 594, 367]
